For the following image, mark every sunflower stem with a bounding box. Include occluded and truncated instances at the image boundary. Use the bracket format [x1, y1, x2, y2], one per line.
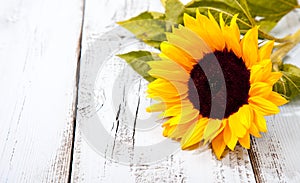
[271, 28, 300, 71]
[258, 30, 291, 43]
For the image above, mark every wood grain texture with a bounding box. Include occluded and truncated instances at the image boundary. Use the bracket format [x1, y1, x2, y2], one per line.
[249, 99, 300, 182]
[248, 9, 300, 183]
[0, 0, 83, 182]
[71, 0, 256, 182]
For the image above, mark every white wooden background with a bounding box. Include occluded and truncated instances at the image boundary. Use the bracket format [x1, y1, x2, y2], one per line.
[0, 0, 299, 182]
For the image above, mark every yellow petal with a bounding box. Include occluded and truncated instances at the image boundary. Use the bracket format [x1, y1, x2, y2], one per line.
[250, 59, 272, 83]
[249, 82, 272, 98]
[239, 132, 250, 149]
[147, 98, 188, 112]
[163, 126, 170, 137]
[148, 69, 189, 82]
[250, 63, 263, 83]
[230, 14, 240, 41]
[168, 108, 199, 126]
[241, 26, 258, 68]
[239, 105, 252, 129]
[162, 101, 193, 117]
[265, 72, 282, 85]
[147, 89, 185, 102]
[163, 123, 173, 136]
[223, 122, 231, 144]
[249, 122, 261, 137]
[223, 26, 242, 57]
[181, 117, 209, 149]
[203, 119, 222, 144]
[253, 110, 267, 132]
[227, 136, 238, 151]
[219, 13, 225, 30]
[228, 110, 247, 138]
[166, 26, 210, 59]
[183, 13, 204, 36]
[148, 60, 185, 71]
[212, 133, 226, 160]
[163, 127, 169, 137]
[258, 40, 274, 61]
[148, 78, 188, 96]
[220, 14, 242, 57]
[249, 96, 280, 115]
[164, 116, 179, 127]
[216, 119, 227, 136]
[160, 41, 196, 71]
[223, 122, 238, 150]
[146, 102, 166, 112]
[196, 9, 225, 50]
[208, 10, 220, 29]
[185, 11, 216, 51]
[169, 122, 195, 139]
[267, 91, 288, 106]
[178, 108, 200, 125]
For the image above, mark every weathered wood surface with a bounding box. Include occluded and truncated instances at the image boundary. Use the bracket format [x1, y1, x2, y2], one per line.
[71, 0, 256, 182]
[1, 0, 300, 182]
[0, 0, 83, 182]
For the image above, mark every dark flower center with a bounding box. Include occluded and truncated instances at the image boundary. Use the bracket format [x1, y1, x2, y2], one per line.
[188, 49, 250, 119]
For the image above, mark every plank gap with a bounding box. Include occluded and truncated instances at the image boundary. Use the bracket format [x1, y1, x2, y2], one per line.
[248, 138, 262, 183]
[67, 0, 87, 182]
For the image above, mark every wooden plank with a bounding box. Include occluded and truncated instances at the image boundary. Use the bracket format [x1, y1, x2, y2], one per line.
[0, 0, 83, 182]
[249, 98, 300, 182]
[71, 0, 256, 182]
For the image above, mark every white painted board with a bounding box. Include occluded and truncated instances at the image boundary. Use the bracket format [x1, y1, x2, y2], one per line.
[0, 0, 83, 182]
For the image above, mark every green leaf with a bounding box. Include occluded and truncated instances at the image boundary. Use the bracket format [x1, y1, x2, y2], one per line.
[239, 0, 255, 26]
[165, 0, 185, 24]
[185, 0, 254, 31]
[117, 51, 160, 82]
[160, 0, 167, 8]
[247, 0, 298, 32]
[118, 12, 167, 49]
[185, 0, 298, 37]
[273, 64, 300, 99]
[126, 11, 165, 20]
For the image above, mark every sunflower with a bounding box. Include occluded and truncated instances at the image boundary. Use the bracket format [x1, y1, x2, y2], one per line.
[146, 9, 288, 159]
